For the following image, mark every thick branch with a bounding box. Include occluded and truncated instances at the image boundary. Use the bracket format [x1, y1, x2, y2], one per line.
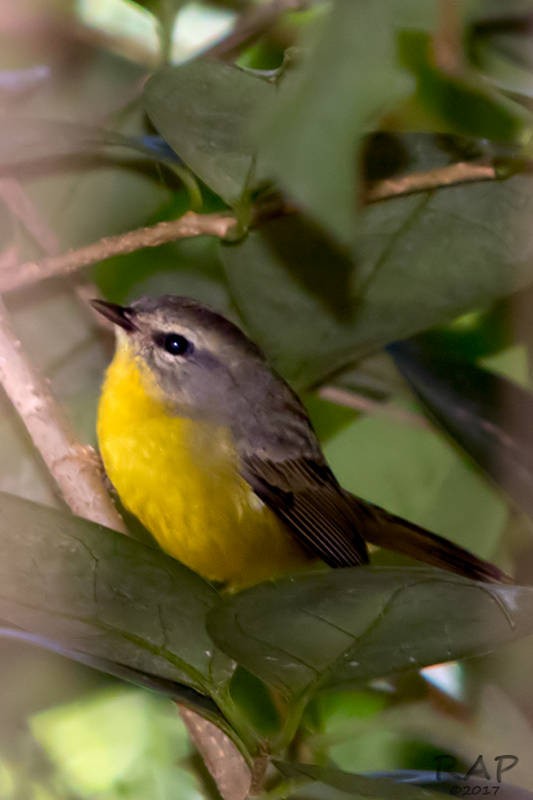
[179, 709, 251, 800]
[0, 298, 126, 529]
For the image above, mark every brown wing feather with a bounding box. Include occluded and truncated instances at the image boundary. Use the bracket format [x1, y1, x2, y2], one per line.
[242, 454, 369, 568]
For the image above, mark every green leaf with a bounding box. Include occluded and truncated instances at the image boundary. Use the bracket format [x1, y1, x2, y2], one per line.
[0, 491, 232, 698]
[221, 171, 533, 389]
[275, 761, 447, 799]
[208, 568, 533, 699]
[255, 0, 411, 245]
[399, 30, 532, 142]
[144, 60, 273, 207]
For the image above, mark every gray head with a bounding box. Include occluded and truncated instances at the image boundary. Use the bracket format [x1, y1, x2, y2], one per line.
[92, 295, 275, 422]
[92, 294, 319, 458]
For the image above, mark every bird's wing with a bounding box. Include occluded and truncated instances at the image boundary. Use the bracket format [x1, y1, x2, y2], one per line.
[241, 454, 369, 567]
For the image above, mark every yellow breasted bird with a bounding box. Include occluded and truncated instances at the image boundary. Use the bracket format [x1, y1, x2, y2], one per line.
[92, 295, 510, 589]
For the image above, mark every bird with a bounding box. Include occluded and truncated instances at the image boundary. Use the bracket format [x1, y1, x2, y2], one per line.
[92, 295, 511, 590]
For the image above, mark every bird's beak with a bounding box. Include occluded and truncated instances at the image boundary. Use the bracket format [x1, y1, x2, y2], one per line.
[90, 299, 138, 332]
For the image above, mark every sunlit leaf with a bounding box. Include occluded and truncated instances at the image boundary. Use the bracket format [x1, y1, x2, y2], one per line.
[208, 568, 533, 698]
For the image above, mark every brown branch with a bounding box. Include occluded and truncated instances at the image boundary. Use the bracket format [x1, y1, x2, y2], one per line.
[0, 160, 501, 296]
[0, 211, 237, 295]
[365, 161, 497, 203]
[0, 298, 126, 529]
[179, 709, 251, 800]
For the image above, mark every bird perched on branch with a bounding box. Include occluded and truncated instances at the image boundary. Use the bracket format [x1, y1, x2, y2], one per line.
[92, 295, 510, 589]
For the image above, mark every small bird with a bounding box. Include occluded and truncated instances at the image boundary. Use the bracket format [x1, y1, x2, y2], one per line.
[92, 295, 510, 589]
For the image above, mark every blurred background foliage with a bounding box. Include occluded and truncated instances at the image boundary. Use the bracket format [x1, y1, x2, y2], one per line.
[1, 0, 533, 797]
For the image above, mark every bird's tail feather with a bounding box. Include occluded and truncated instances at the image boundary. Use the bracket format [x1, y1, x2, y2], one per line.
[348, 495, 512, 584]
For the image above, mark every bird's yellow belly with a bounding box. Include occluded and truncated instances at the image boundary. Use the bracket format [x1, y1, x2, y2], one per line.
[97, 350, 308, 587]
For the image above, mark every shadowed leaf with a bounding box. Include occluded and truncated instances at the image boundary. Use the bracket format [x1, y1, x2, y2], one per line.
[0, 491, 234, 697]
[389, 339, 533, 518]
[208, 567, 533, 698]
[144, 60, 273, 206]
[221, 170, 533, 388]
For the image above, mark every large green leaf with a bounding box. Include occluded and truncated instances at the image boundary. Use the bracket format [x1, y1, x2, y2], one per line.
[208, 568, 533, 699]
[144, 60, 273, 206]
[0, 491, 232, 698]
[254, 0, 411, 245]
[221, 171, 533, 388]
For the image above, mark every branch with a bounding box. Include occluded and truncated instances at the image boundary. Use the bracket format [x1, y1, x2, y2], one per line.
[0, 298, 126, 529]
[365, 161, 497, 203]
[0, 211, 237, 294]
[0, 160, 501, 296]
[179, 709, 252, 800]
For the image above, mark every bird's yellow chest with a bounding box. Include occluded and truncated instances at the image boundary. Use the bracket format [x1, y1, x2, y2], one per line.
[96, 348, 307, 586]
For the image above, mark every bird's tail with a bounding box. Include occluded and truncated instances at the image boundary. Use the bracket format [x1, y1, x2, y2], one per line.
[347, 494, 512, 584]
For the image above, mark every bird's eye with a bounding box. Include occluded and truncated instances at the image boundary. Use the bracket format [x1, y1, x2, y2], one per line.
[162, 332, 193, 356]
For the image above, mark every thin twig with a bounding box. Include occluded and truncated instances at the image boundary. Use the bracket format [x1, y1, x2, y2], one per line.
[319, 386, 430, 430]
[202, 0, 309, 62]
[365, 161, 497, 203]
[0, 161, 501, 296]
[0, 211, 237, 294]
